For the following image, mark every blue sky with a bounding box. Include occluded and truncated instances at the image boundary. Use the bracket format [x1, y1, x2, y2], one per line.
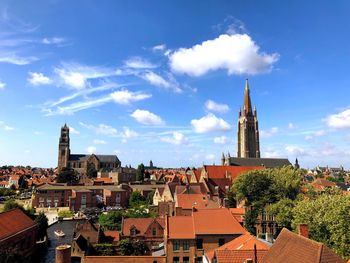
[1, 0, 350, 169]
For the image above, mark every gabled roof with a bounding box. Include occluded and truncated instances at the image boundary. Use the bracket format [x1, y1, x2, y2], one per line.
[229, 157, 291, 168]
[122, 217, 164, 237]
[176, 193, 208, 209]
[0, 209, 37, 241]
[192, 208, 246, 235]
[167, 216, 195, 239]
[214, 250, 268, 263]
[203, 165, 264, 181]
[69, 154, 120, 163]
[262, 228, 345, 263]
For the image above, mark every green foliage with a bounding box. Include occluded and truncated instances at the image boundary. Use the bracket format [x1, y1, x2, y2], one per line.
[35, 212, 48, 239]
[0, 188, 16, 196]
[292, 194, 350, 259]
[57, 167, 79, 184]
[124, 206, 155, 218]
[87, 163, 97, 178]
[136, 163, 145, 182]
[117, 238, 148, 256]
[117, 239, 134, 256]
[129, 191, 146, 208]
[3, 199, 23, 212]
[58, 210, 74, 218]
[244, 209, 259, 235]
[266, 198, 295, 229]
[99, 211, 123, 231]
[18, 176, 28, 189]
[146, 189, 155, 205]
[94, 243, 117, 256]
[226, 188, 237, 208]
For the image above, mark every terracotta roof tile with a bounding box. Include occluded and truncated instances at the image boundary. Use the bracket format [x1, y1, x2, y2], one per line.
[262, 228, 345, 263]
[203, 165, 264, 181]
[0, 209, 37, 241]
[176, 194, 208, 209]
[215, 249, 268, 263]
[122, 218, 164, 237]
[167, 216, 195, 239]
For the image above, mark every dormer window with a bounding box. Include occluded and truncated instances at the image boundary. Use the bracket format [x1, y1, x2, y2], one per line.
[130, 226, 137, 236]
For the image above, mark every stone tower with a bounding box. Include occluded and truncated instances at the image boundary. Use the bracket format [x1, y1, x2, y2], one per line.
[237, 79, 260, 158]
[58, 124, 70, 172]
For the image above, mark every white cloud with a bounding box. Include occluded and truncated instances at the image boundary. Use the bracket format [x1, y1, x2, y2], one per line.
[55, 63, 115, 89]
[304, 129, 326, 141]
[214, 136, 229, 144]
[324, 109, 350, 129]
[0, 81, 6, 90]
[260, 127, 279, 138]
[69, 127, 80, 135]
[28, 72, 52, 85]
[42, 37, 66, 45]
[169, 34, 279, 77]
[93, 139, 106, 145]
[124, 57, 157, 69]
[79, 122, 117, 136]
[130, 109, 164, 126]
[205, 100, 230, 113]
[161, 131, 188, 145]
[205, 154, 216, 160]
[86, 146, 97, 154]
[0, 54, 38, 65]
[122, 127, 138, 139]
[0, 121, 14, 131]
[141, 71, 182, 93]
[191, 113, 231, 133]
[110, 89, 152, 105]
[285, 145, 306, 155]
[152, 44, 166, 52]
[288, 123, 295, 129]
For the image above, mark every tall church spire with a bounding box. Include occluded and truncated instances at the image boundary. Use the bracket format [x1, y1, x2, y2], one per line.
[243, 79, 253, 115]
[237, 80, 260, 158]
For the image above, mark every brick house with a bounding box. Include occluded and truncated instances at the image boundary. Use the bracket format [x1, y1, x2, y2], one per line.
[121, 217, 165, 252]
[165, 208, 246, 263]
[0, 209, 38, 258]
[32, 184, 128, 211]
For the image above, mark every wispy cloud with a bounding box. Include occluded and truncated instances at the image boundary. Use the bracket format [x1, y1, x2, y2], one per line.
[0, 81, 5, 90]
[160, 131, 188, 145]
[0, 121, 14, 131]
[124, 57, 157, 69]
[260, 127, 279, 138]
[42, 37, 67, 46]
[80, 122, 118, 136]
[28, 72, 52, 85]
[110, 89, 152, 105]
[191, 113, 231, 133]
[205, 100, 230, 113]
[141, 71, 182, 93]
[0, 53, 38, 65]
[131, 109, 164, 126]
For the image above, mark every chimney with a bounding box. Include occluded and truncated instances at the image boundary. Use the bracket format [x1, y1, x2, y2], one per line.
[55, 244, 71, 263]
[298, 223, 309, 238]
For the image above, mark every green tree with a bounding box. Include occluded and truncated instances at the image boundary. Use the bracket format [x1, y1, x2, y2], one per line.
[3, 199, 23, 212]
[226, 188, 237, 208]
[292, 194, 350, 259]
[87, 163, 97, 178]
[266, 198, 295, 230]
[129, 191, 146, 208]
[94, 244, 116, 256]
[132, 239, 149, 255]
[146, 189, 155, 205]
[99, 211, 123, 231]
[56, 167, 79, 184]
[35, 212, 48, 239]
[136, 163, 145, 182]
[124, 206, 155, 218]
[117, 239, 134, 256]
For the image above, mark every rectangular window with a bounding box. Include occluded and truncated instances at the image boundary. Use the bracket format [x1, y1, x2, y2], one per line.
[197, 257, 203, 263]
[81, 194, 86, 204]
[173, 241, 180, 251]
[173, 257, 179, 263]
[196, 239, 203, 249]
[183, 240, 189, 251]
[218, 238, 225, 246]
[183, 257, 189, 263]
[152, 228, 156, 236]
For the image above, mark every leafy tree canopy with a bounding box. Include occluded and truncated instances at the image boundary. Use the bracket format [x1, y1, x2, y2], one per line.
[129, 191, 146, 208]
[57, 167, 79, 184]
[136, 163, 145, 182]
[99, 210, 123, 231]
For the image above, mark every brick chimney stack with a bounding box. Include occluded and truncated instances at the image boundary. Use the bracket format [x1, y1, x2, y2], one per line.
[298, 223, 309, 238]
[56, 244, 71, 263]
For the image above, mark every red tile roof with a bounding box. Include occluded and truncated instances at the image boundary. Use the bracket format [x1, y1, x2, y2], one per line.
[203, 165, 264, 182]
[103, 231, 120, 242]
[176, 194, 208, 209]
[0, 209, 37, 241]
[193, 208, 247, 235]
[122, 217, 165, 237]
[167, 208, 247, 239]
[215, 249, 268, 263]
[167, 216, 195, 239]
[262, 228, 346, 263]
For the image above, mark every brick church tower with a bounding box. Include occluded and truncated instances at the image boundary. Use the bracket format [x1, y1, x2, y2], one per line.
[58, 123, 70, 172]
[237, 79, 260, 158]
